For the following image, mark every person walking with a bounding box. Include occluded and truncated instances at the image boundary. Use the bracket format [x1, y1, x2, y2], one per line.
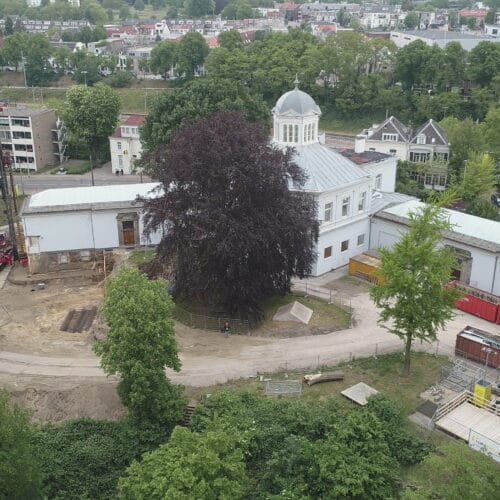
[222, 321, 230, 338]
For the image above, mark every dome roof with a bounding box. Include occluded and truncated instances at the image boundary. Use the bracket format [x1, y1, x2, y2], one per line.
[273, 82, 321, 117]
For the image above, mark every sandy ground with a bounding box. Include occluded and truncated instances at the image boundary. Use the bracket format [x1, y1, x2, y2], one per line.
[1, 271, 499, 422]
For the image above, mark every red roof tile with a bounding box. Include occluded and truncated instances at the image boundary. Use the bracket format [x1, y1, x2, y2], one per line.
[123, 114, 146, 126]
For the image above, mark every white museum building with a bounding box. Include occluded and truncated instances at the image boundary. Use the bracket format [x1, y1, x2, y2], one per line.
[20, 83, 500, 292]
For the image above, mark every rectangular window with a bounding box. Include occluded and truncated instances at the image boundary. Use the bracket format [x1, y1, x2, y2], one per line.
[358, 191, 366, 211]
[118, 155, 123, 167]
[389, 149, 397, 155]
[324, 246, 332, 259]
[341, 240, 349, 252]
[416, 134, 426, 145]
[0, 131, 11, 140]
[357, 233, 365, 246]
[382, 133, 397, 142]
[283, 124, 287, 142]
[117, 141, 122, 150]
[341, 197, 350, 217]
[375, 174, 382, 190]
[324, 202, 333, 222]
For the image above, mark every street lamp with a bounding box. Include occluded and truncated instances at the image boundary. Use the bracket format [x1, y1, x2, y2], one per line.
[81, 70, 88, 86]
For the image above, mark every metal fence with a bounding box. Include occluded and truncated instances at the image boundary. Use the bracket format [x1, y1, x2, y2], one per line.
[173, 305, 250, 334]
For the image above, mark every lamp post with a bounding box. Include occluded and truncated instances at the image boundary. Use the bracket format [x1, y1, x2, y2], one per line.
[81, 70, 88, 86]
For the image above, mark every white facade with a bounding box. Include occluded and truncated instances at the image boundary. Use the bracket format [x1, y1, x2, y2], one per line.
[22, 183, 163, 273]
[370, 201, 500, 295]
[271, 82, 398, 276]
[109, 115, 145, 175]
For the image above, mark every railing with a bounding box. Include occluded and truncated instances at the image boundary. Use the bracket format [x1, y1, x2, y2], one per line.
[433, 390, 500, 422]
[433, 390, 468, 421]
[173, 305, 250, 335]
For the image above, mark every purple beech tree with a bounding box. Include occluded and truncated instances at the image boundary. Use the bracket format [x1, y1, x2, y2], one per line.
[143, 111, 318, 319]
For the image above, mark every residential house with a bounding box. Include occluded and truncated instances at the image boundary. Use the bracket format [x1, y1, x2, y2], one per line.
[355, 116, 450, 190]
[109, 114, 145, 175]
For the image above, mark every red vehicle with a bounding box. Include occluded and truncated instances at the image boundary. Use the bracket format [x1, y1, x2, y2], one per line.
[455, 326, 500, 369]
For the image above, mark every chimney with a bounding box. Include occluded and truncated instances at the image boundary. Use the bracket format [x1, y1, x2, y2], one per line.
[354, 134, 366, 154]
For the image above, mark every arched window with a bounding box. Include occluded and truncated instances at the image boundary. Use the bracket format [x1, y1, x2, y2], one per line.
[294, 125, 298, 142]
[307, 124, 311, 142]
[312, 123, 316, 141]
[283, 124, 287, 142]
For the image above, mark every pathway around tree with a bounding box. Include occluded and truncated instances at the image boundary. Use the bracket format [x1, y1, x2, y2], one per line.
[1, 274, 498, 387]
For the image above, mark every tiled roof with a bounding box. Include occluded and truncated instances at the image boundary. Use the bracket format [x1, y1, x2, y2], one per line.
[123, 114, 146, 126]
[410, 119, 448, 146]
[367, 116, 409, 142]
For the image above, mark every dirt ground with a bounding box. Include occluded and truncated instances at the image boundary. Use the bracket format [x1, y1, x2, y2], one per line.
[0, 273, 369, 422]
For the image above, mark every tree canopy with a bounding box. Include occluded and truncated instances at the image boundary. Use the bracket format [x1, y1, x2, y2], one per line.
[63, 84, 120, 166]
[118, 427, 247, 499]
[371, 204, 461, 375]
[140, 77, 270, 152]
[0, 390, 42, 499]
[93, 267, 184, 429]
[142, 111, 318, 318]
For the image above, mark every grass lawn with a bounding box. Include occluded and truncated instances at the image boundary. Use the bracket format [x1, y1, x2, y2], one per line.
[185, 351, 450, 415]
[258, 293, 351, 331]
[128, 249, 156, 266]
[0, 86, 167, 114]
[320, 110, 386, 134]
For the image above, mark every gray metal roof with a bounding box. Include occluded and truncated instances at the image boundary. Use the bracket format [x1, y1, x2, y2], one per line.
[290, 143, 369, 192]
[273, 87, 321, 117]
[375, 200, 500, 252]
[370, 192, 417, 215]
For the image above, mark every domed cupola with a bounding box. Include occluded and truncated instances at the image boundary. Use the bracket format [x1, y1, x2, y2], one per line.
[272, 78, 322, 147]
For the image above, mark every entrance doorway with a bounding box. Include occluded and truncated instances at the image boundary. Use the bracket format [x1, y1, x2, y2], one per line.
[122, 220, 136, 245]
[117, 213, 139, 246]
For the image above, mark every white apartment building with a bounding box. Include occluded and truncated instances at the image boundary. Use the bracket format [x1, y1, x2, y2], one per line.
[0, 106, 59, 172]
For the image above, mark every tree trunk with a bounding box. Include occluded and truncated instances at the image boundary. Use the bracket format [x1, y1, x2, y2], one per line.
[403, 334, 412, 376]
[303, 371, 344, 386]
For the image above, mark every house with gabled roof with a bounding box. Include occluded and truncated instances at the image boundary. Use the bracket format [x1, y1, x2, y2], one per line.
[354, 116, 450, 190]
[109, 114, 145, 175]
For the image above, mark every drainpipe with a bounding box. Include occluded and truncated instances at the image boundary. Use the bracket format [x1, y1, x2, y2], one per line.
[491, 254, 499, 294]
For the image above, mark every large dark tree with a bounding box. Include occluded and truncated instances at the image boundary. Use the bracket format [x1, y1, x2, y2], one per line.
[143, 112, 318, 319]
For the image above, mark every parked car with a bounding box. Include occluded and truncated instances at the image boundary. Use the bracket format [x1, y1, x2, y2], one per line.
[491, 192, 500, 207]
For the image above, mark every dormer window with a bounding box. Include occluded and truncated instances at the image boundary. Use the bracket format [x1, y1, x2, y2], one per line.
[416, 134, 426, 145]
[283, 124, 298, 143]
[382, 133, 398, 142]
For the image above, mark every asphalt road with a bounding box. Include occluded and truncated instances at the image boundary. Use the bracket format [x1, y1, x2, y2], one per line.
[14, 172, 151, 194]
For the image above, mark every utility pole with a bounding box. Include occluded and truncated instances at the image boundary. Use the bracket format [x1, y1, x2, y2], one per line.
[0, 145, 19, 261]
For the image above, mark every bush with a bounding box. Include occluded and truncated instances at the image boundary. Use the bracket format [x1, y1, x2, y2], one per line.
[105, 71, 134, 88]
[32, 417, 170, 499]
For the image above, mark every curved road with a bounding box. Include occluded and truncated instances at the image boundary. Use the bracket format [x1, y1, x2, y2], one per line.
[1, 286, 498, 387]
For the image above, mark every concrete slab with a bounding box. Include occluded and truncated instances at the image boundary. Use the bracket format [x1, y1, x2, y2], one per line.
[341, 382, 379, 406]
[273, 301, 313, 324]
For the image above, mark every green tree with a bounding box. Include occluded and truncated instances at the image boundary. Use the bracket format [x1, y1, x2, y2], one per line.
[221, 0, 253, 19]
[218, 29, 244, 50]
[118, 427, 248, 498]
[150, 40, 177, 78]
[141, 77, 270, 152]
[395, 40, 431, 90]
[176, 31, 209, 78]
[370, 204, 461, 375]
[481, 105, 500, 159]
[119, 4, 130, 19]
[0, 390, 42, 499]
[183, 0, 214, 17]
[440, 116, 483, 173]
[459, 153, 496, 202]
[404, 11, 420, 29]
[63, 84, 120, 168]
[24, 33, 56, 86]
[468, 41, 500, 86]
[0, 32, 29, 71]
[93, 267, 184, 428]
[4, 16, 13, 35]
[134, 0, 145, 10]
